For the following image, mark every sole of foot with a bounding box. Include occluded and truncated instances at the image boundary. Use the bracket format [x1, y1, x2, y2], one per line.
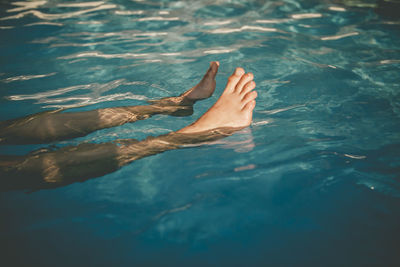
[178, 67, 257, 134]
[148, 61, 220, 107]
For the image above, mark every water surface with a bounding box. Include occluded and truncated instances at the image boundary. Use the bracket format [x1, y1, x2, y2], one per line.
[1, 0, 399, 266]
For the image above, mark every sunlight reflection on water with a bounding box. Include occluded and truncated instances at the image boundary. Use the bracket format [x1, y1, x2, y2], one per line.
[0, 0, 400, 265]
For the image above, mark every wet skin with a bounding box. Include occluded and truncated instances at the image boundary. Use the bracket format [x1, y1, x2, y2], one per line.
[0, 63, 257, 191]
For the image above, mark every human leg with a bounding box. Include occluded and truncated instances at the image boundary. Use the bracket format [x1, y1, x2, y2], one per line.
[0, 66, 256, 191]
[0, 62, 219, 145]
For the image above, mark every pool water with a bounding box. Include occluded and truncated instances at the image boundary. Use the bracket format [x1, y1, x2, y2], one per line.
[1, 0, 400, 266]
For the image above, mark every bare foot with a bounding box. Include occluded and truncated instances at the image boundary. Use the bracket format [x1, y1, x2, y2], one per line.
[149, 61, 219, 106]
[182, 61, 219, 101]
[177, 67, 257, 133]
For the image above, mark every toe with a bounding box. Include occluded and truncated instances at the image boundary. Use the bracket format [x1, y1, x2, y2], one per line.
[234, 67, 245, 76]
[225, 67, 245, 92]
[206, 62, 219, 77]
[210, 61, 219, 74]
[212, 61, 220, 67]
[235, 72, 254, 93]
[241, 90, 258, 109]
[240, 80, 256, 97]
[243, 99, 256, 113]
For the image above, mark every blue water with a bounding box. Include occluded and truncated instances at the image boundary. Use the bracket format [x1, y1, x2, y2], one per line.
[1, 0, 400, 266]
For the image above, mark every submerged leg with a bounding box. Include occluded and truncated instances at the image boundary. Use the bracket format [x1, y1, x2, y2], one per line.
[0, 62, 219, 145]
[0, 66, 256, 191]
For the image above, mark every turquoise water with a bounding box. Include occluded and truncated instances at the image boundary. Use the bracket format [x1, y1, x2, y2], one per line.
[1, 0, 400, 265]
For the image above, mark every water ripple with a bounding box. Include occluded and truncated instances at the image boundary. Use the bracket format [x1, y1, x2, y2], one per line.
[58, 51, 150, 60]
[7, 79, 148, 108]
[291, 13, 323, 19]
[1, 4, 116, 20]
[25, 22, 63, 27]
[328, 6, 347, 12]
[321, 32, 359, 41]
[6, 1, 47, 13]
[57, 2, 105, 8]
[1, 0, 400, 257]
[2, 73, 56, 83]
[135, 16, 181, 22]
[209, 25, 279, 34]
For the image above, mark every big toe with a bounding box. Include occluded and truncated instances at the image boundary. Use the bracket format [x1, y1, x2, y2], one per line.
[208, 61, 219, 77]
[225, 67, 245, 92]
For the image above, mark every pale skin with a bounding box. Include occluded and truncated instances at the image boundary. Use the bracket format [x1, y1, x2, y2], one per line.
[0, 63, 257, 191]
[178, 67, 257, 133]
